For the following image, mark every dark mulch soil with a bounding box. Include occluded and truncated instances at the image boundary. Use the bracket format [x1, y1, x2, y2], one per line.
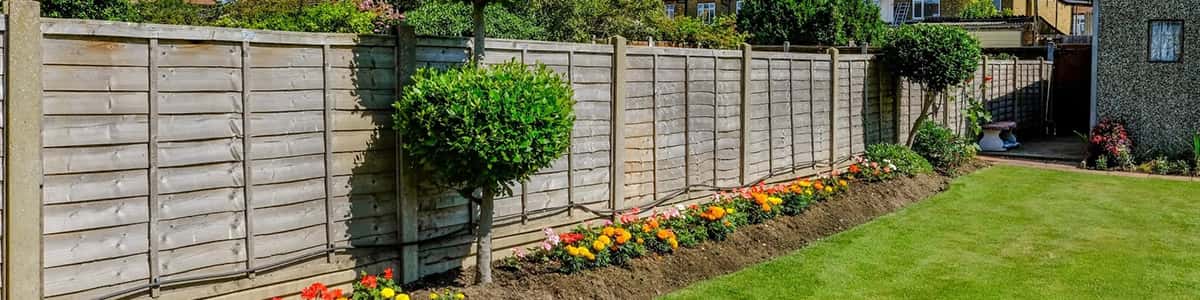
[406, 162, 989, 300]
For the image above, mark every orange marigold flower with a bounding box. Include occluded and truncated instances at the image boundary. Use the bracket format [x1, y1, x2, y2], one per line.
[849, 164, 861, 173]
[761, 203, 772, 212]
[648, 219, 659, 229]
[813, 182, 825, 191]
[752, 192, 769, 205]
[601, 226, 615, 237]
[656, 229, 673, 240]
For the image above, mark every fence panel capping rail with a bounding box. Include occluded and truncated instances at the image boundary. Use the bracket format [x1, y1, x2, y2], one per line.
[0, 11, 1053, 299]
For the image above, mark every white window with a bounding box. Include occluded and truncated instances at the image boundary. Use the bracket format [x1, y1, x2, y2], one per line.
[666, 4, 676, 18]
[1149, 20, 1184, 62]
[736, 0, 743, 14]
[698, 2, 717, 23]
[1072, 14, 1087, 35]
[913, 0, 940, 20]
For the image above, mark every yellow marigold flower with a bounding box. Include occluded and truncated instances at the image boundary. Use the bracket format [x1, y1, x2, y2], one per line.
[396, 294, 411, 300]
[455, 293, 465, 300]
[602, 226, 616, 237]
[668, 238, 679, 249]
[824, 186, 833, 193]
[726, 207, 736, 214]
[805, 189, 814, 196]
[338, 297, 348, 300]
[797, 180, 812, 187]
[768, 197, 783, 205]
[381, 288, 396, 298]
[838, 180, 848, 187]
[430, 293, 439, 300]
[566, 245, 581, 257]
[597, 235, 611, 244]
[641, 224, 651, 232]
[592, 240, 606, 251]
[723, 220, 732, 227]
[636, 237, 645, 244]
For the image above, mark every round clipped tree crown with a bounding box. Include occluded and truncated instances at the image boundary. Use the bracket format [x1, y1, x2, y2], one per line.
[882, 25, 981, 92]
[393, 61, 575, 195]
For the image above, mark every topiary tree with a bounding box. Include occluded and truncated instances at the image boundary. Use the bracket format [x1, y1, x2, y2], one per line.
[882, 25, 981, 146]
[393, 61, 575, 284]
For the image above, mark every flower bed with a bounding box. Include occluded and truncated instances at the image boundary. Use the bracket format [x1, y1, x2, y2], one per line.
[505, 156, 900, 274]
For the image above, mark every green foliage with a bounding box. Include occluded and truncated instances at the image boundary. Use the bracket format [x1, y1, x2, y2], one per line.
[656, 16, 747, 49]
[41, 0, 139, 21]
[212, 0, 377, 34]
[912, 121, 976, 173]
[1193, 132, 1199, 171]
[393, 61, 575, 194]
[133, 0, 212, 26]
[526, 0, 666, 42]
[738, 0, 886, 46]
[959, 0, 1000, 19]
[865, 144, 934, 176]
[883, 25, 981, 92]
[404, 0, 546, 40]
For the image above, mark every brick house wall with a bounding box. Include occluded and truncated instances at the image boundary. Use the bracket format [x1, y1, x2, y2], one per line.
[1096, 0, 1200, 155]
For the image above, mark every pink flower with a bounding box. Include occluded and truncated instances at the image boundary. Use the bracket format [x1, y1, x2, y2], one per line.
[543, 228, 560, 245]
[541, 242, 553, 251]
[512, 247, 527, 258]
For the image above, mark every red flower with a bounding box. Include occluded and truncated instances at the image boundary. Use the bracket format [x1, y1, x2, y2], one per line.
[559, 233, 584, 244]
[301, 283, 327, 300]
[848, 164, 861, 174]
[384, 268, 394, 280]
[361, 274, 378, 289]
[322, 288, 343, 300]
[984, 75, 994, 82]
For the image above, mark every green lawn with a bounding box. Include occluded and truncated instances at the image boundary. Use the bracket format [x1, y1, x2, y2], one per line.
[664, 165, 1200, 299]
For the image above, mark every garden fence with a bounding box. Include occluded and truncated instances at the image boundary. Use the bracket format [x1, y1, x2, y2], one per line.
[0, 11, 1054, 300]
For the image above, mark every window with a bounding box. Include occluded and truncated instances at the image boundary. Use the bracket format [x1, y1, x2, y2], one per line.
[993, 0, 1002, 10]
[698, 2, 717, 23]
[912, 0, 940, 20]
[666, 4, 676, 18]
[1072, 14, 1087, 35]
[736, 0, 743, 14]
[1149, 20, 1184, 62]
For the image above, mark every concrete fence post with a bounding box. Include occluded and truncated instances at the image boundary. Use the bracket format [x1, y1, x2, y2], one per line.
[395, 25, 421, 284]
[827, 48, 840, 171]
[610, 36, 627, 214]
[3, 1, 45, 298]
[738, 44, 751, 185]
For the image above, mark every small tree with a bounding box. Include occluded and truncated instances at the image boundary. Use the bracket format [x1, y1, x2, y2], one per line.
[393, 61, 575, 284]
[738, 0, 885, 46]
[882, 25, 981, 145]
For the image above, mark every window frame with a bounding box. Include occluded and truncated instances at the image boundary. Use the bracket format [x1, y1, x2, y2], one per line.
[1147, 19, 1185, 63]
[665, 3, 676, 18]
[912, 0, 941, 20]
[697, 2, 717, 24]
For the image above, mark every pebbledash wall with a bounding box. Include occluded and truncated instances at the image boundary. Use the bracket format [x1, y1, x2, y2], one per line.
[0, 15, 1053, 299]
[1096, 0, 1200, 155]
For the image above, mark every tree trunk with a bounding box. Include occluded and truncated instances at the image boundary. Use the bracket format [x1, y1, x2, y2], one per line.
[906, 92, 939, 146]
[475, 186, 495, 284]
[471, 0, 486, 65]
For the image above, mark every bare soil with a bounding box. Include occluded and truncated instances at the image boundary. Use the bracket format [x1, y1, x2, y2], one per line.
[406, 162, 988, 299]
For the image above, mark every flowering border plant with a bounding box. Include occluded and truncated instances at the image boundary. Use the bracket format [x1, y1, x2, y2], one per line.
[284, 268, 420, 300]
[514, 168, 867, 274]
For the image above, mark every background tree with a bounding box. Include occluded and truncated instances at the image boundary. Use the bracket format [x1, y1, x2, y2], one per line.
[882, 25, 982, 145]
[393, 62, 575, 284]
[738, 0, 885, 46]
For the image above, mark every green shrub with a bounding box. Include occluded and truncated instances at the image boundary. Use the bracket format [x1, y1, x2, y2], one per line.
[883, 25, 981, 92]
[133, 0, 213, 26]
[212, 0, 377, 34]
[404, 0, 546, 40]
[912, 121, 976, 173]
[656, 16, 747, 49]
[394, 60, 574, 283]
[41, 0, 140, 21]
[865, 144, 934, 176]
[738, 0, 886, 46]
[393, 60, 574, 193]
[959, 0, 1000, 19]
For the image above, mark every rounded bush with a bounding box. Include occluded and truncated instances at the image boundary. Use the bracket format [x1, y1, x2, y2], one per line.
[865, 144, 933, 175]
[882, 25, 981, 92]
[912, 121, 976, 173]
[393, 61, 575, 194]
